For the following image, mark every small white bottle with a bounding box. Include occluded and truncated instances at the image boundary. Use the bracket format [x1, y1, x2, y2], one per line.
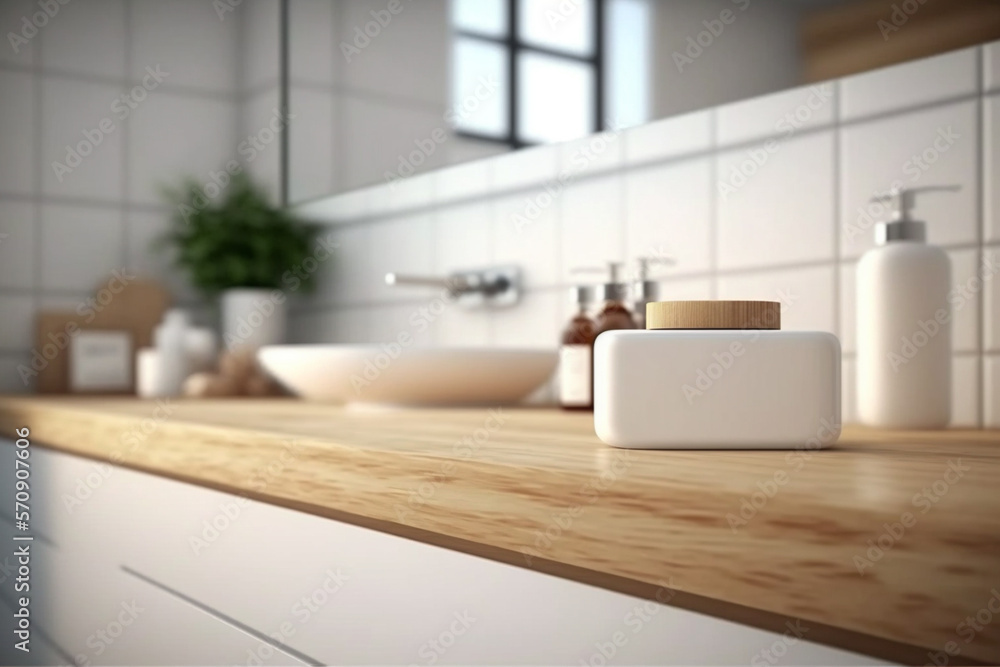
[857, 186, 957, 429]
[152, 309, 191, 397]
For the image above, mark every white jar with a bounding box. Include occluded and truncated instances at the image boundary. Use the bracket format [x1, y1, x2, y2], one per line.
[594, 301, 841, 449]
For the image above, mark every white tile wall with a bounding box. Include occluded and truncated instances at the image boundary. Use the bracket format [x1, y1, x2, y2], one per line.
[952, 355, 980, 428]
[985, 95, 1000, 244]
[0, 0, 256, 379]
[368, 214, 434, 304]
[0, 201, 36, 289]
[0, 295, 35, 350]
[289, 0, 337, 86]
[293, 41, 1000, 423]
[625, 159, 712, 275]
[493, 144, 559, 191]
[41, 0, 127, 78]
[624, 110, 711, 164]
[128, 92, 237, 204]
[242, 0, 281, 90]
[0, 353, 32, 393]
[492, 189, 560, 289]
[288, 87, 336, 203]
[341, 95, 448, 192]
[987, 42, 1000, 93]
[241, 88, 283, 201]
[433, 202, 492, 274]
[949, 249, 981, 354]
[559, 176, 624, 282]
[0, 70, 35, 196]
[716, 265, 836, 334]
[716, 83, 836, 146]
[717, 132, 836, 270]
[839, 48, 978, 121]
[125, 209, 198, 304]
[41, 77, 125, 200]
[839, 101, 978, 259]
[985, 246, 1000, 353]
[40, 204, 125, 291]
[433, 159, 492, 204]
[0, 0, 37, 66]
[986, 356, 1000, 427]
[130, 0, 238, 93]
[336, 0, 449, 108]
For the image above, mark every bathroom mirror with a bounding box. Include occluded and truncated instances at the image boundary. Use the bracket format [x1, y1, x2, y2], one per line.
[283, 0, 1000, 204]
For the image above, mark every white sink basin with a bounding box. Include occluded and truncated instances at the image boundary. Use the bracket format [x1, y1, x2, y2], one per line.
[258, 345, 557, 406]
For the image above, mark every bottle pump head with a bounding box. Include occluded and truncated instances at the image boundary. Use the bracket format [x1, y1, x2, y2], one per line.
[573, 262, 628, 302]
[870, 185, 959, 245]
[632, 256, 676, 304]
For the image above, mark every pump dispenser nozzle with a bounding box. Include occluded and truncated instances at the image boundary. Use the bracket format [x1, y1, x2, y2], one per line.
[870, 185, 960, 245]
[573, 262, 629, 302]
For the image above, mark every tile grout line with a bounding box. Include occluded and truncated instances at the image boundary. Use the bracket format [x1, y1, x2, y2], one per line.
[975, 46, 986, 428]
[121, 0, 133, 271]
[708, 108, 718, 300]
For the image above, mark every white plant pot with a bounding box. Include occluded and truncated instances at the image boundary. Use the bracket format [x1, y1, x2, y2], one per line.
[221, 288, 287, 351]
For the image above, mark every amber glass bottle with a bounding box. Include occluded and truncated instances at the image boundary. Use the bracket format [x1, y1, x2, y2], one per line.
[559, 286, 596, 410]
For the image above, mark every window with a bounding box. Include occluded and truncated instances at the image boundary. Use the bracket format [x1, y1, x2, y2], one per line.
[450, 0, 604, 148]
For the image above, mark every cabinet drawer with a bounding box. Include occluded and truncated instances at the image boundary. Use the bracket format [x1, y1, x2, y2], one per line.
[69, 453, 884, 666]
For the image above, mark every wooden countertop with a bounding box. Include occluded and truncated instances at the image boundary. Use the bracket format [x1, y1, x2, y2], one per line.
[1, 397, 998, 665]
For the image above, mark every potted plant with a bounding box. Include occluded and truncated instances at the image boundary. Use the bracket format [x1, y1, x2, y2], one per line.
[160, 174, 319, 350]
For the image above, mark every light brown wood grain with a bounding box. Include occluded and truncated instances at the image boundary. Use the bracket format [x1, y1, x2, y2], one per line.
[646, 300, 781, 330]
[1, 397, 998, 665]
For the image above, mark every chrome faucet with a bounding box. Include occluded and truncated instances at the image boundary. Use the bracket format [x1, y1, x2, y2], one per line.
[384, 266, 521, 308]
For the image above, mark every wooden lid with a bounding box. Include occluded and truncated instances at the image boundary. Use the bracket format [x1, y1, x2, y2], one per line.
[646, 300, 781, 330]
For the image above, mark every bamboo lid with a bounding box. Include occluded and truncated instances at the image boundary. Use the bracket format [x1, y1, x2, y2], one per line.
[646, 300, 781, 330]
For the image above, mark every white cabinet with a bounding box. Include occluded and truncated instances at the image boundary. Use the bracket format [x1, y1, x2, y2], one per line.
[0, 440, 886, 665]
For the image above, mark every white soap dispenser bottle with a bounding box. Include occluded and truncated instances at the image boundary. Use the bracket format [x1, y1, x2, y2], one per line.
[857, 186, 958, 429]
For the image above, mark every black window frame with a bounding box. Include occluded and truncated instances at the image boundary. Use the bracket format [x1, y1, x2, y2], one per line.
[452, 0, 605, 149]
